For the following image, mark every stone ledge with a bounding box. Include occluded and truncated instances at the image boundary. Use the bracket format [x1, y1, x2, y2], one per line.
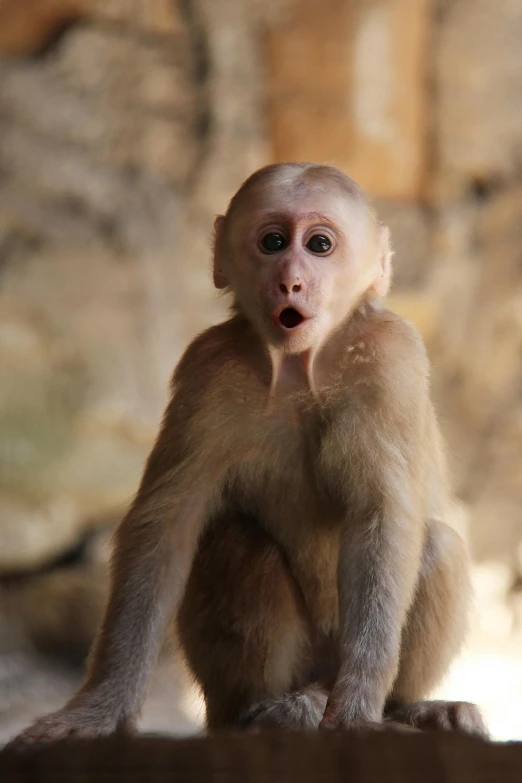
[1, 731, 522, 783]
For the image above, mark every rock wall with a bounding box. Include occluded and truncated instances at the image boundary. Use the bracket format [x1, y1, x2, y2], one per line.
[0, 0, 268, 571]
[0, 0, 521, 739]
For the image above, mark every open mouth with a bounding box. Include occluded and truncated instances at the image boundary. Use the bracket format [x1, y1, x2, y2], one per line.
[278, 307, 305, 330]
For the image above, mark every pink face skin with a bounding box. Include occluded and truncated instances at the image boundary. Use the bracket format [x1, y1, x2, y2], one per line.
[216, 180, 386, 358]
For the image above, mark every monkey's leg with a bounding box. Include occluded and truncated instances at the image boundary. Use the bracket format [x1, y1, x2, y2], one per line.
[385, 521, 488, 737]
[178, 512, 325, 731]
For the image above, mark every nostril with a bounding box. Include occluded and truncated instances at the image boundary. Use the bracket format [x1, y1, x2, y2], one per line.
[292, 283, 301, 293]
[279, 283, 288, 294]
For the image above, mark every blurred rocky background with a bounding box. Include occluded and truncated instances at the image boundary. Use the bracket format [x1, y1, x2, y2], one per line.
[0, 0, 521, 744]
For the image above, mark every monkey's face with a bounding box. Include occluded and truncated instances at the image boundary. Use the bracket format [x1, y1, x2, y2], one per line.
[219, 181, 382, 355]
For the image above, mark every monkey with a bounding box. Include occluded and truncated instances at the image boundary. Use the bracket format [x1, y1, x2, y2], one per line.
[8, 163, 487, 746]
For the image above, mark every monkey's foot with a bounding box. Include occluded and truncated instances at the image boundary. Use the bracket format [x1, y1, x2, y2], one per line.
[239, 685, 328, 731]
[386, 700, 489, 738]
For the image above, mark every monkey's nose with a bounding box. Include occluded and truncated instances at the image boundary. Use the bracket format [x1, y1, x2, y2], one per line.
[279, 282, 301, 294]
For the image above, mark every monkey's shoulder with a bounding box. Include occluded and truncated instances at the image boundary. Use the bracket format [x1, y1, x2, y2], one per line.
[336, 310, 430, 401]
[370, 310, 428, 366]
[171, 317, 261, 396]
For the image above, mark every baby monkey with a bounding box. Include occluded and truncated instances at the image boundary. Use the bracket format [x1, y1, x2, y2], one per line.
[12, 163, 486, 743]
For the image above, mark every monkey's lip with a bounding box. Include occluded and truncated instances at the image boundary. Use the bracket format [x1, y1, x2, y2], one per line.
[274, 306, 308, 330]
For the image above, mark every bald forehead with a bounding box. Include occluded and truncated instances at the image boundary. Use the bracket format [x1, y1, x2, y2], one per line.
[229, 163, 366, 200]
[230, 172, 371, 225]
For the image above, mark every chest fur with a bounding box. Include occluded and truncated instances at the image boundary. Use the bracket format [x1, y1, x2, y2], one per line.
[225, 399, 343, 632]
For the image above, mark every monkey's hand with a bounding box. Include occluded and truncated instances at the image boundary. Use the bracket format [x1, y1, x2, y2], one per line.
[320, 712, 417, 734]
[4, 698, 134, 753]
[319, 689, 376, 732]
[319, 689, 417, 734]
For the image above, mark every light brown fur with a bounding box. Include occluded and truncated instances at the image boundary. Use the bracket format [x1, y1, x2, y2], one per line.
[9, 164, 486, 747]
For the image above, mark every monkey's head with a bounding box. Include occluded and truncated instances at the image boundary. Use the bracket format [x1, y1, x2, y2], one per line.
[213, 163, 392, 355]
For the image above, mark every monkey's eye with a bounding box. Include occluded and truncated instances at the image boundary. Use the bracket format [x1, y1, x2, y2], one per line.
[306, 235, 332, 254]
[260, 233, 287, 253]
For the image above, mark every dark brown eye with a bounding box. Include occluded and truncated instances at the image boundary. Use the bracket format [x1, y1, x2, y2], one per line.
[261, 233, 286, 253]
[306, 235, 332, 254]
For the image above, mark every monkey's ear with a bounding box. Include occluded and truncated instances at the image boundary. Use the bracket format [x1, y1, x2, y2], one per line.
[213, 216, 230, 290]
[372, 224, 393, 298]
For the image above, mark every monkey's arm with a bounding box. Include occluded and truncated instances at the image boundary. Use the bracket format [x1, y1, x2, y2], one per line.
[321, 338, 428, 729]
[80, 465, 217, 725]
[10, 346, 229, 745]
[321, 477, 424, 729]
[14, 466, 221, 746]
